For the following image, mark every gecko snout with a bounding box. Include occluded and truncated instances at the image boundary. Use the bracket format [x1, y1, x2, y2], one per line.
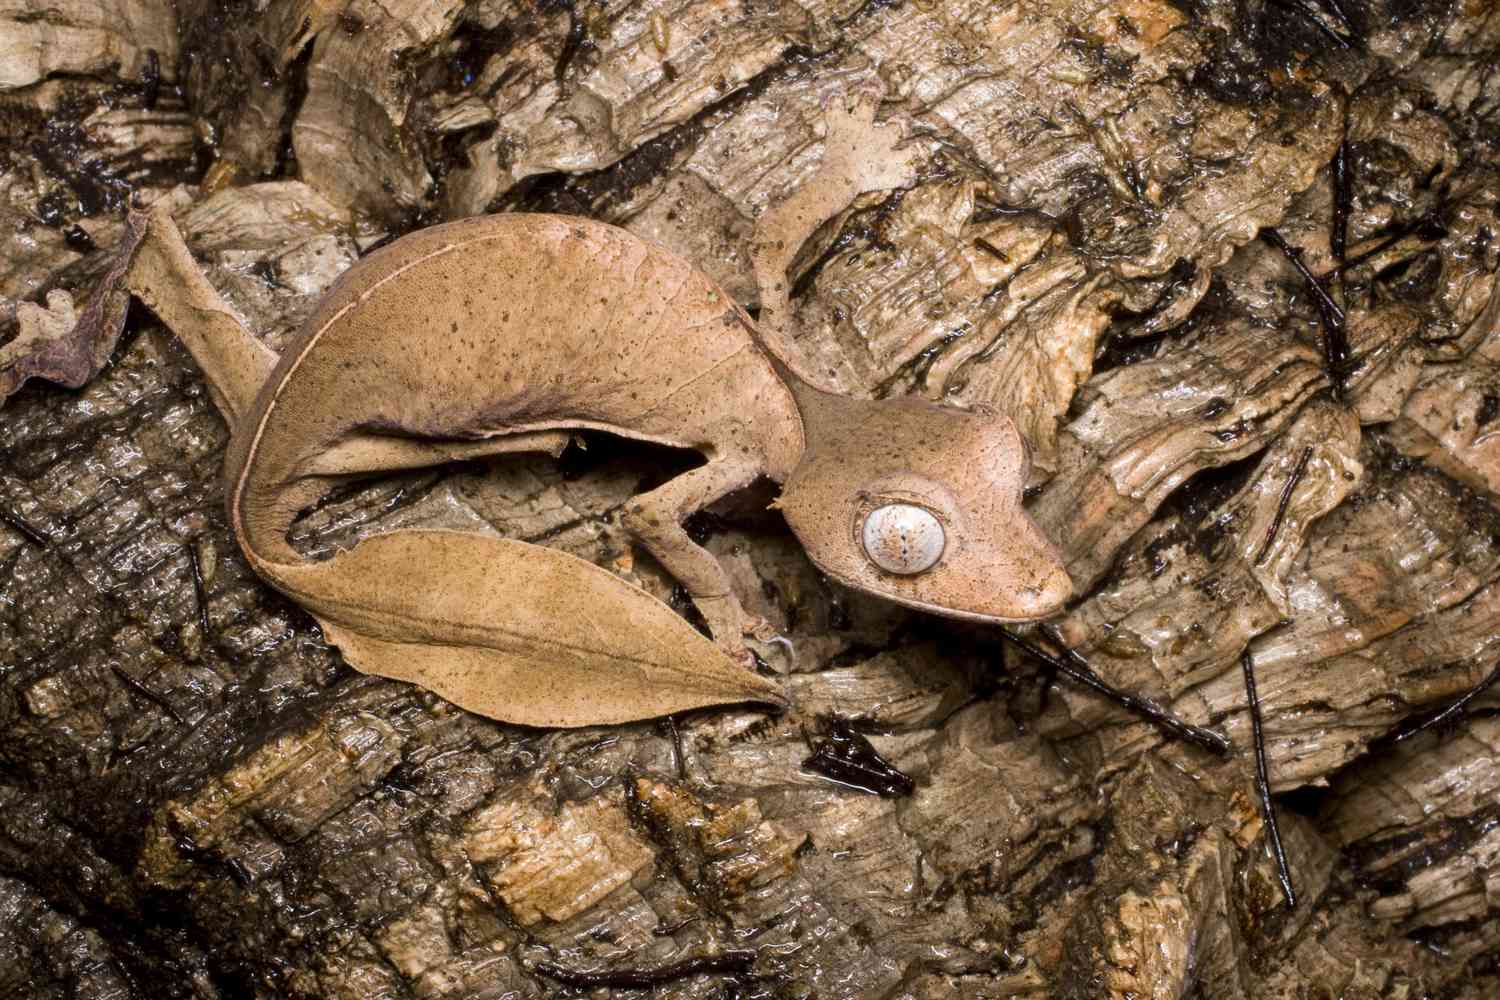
[958, 503, 1074, 622]
[1005, 555, 1073, 619]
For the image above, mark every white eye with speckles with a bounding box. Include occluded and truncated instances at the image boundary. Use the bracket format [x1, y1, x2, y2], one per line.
[861, 503, 945, 575]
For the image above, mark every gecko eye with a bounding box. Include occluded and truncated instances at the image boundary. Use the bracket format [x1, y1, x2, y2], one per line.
[861, 503, 945, 575]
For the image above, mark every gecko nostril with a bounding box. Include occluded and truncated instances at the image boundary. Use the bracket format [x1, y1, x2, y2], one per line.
[862, 504, 944, 574]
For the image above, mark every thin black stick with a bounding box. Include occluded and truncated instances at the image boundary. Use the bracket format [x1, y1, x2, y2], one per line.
[1331, 140, 1351, 263]
[1255, 447, 1314, 566]
[973, 237, 1010, 262]
[533, 950, 758, 990]
[999, 627, 1232, 754]
[187, 543, 212, 639]
[1261, 229, 1345, 327]
[1240, 649, 1296, 910]
[1318, 0, 1359, 41]
[111, 664, 184, 724]
[1333, 212, 1448, 275]
[0, 507, 49, 546]
[1271, 0, 1352, 47]
[1261, 228, 1349, 399]
[665, 713, 687, 780]
[1393, 659, 1500, 743]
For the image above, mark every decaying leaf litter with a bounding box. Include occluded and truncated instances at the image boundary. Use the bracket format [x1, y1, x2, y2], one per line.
[2, 0, 1499, 997]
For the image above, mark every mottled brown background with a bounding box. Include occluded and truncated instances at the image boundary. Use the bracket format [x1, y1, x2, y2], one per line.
[2, 0, 1499, 997]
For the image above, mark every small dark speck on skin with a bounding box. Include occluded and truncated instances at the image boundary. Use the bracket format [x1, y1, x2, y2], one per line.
[451, 321, 458, 333]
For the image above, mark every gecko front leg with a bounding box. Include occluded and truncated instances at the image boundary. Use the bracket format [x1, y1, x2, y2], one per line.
[620, 457, 774, 662]
[750, 86, 922, 371]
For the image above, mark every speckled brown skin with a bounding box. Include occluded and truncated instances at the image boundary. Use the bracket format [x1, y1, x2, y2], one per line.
[240, 213, 820, 725]
[113, 103, 1071, 727]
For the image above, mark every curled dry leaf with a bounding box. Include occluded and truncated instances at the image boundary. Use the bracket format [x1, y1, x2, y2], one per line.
[0, 209, 148, 403]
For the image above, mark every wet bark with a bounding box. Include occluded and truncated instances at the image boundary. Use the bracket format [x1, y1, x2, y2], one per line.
[3, 0, 1500, 997]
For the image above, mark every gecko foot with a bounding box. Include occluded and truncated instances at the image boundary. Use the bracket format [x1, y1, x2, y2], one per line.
[823, 85, 921, 195]
[749, 633, 797, 673]
[742, 618, 797, 674]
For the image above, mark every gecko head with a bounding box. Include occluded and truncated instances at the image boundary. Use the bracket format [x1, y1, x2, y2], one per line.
[778, 399, 1072, 623]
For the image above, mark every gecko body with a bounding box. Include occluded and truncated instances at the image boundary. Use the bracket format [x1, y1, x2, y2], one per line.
[94, 95, 1073, 727]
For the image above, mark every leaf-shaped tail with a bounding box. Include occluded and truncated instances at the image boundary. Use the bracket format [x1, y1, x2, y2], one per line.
[259, 529, 786, 728]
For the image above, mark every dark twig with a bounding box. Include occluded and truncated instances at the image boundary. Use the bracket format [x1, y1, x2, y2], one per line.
[1333, 212, 1449, 276]
[111, 664, 184, 725]
[1331, 140, 1351, 263]
[1240, 649, 1296, 910]
[533, 950, 758, 990]
[1317, 0, 1359, 41]
[1270, 0, 1352, 47]
[973, 237, 1010, 262]
[653, 915, 699, 937]
[0, 507, 50, 546]
[999, 627, 1232, 754]
[1261, 228, 1349, 399]
[1261, 229, 1345, 327]
[554, 2, 589, 83]
[664, 713, 687, 780]
[1255, 447, 1314, 566]
[187, 543, 212, 639]
[1393, 659, 1500, 743]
